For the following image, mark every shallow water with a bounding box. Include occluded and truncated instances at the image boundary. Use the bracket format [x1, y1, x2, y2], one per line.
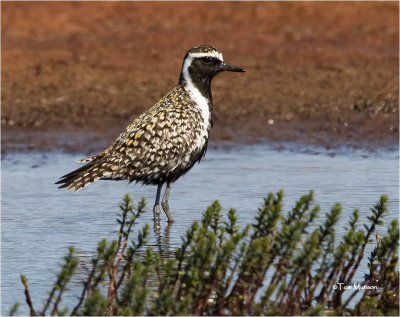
[1, 144, 398, 315]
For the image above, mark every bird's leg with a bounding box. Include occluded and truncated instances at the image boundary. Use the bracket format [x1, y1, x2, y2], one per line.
[161, 182, 174, 223]
[153, 183, 163, 228]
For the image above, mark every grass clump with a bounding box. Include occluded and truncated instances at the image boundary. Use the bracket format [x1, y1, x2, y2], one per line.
[16, 191, 398, 316]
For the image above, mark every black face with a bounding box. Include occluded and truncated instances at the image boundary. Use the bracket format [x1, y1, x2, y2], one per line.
[179, 53, 245, 101]
[190, 56, 245, 80]
[191, 56, 223, 77]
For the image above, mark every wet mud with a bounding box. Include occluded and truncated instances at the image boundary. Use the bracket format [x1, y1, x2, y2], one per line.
[2, 1, 398, 154]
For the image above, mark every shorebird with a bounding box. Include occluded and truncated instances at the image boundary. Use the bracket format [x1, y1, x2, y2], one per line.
[56, 45, 245, 223]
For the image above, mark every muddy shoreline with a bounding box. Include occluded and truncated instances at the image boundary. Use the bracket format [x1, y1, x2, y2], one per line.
[2, 2, 398, 155]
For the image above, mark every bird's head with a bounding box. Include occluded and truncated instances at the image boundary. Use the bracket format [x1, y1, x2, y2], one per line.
[179, 45, 245, 86]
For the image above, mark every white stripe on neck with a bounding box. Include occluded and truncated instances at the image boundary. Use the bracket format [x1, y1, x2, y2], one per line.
[181, 52, 223, 126]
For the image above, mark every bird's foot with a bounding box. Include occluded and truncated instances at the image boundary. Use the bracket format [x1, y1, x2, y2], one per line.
[153, 205, 161, 230]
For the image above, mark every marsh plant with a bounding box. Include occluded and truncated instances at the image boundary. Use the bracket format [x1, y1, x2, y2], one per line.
[15, 191, 398, 316]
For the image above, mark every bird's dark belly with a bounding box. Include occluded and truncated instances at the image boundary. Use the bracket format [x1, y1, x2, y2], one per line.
[132, 139, 208, 186]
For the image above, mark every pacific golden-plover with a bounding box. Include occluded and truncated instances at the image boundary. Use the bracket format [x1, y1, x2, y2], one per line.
[56, 45, 245, 223]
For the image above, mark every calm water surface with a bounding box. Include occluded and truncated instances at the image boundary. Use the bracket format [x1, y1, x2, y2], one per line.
[1, 144, 398, 315]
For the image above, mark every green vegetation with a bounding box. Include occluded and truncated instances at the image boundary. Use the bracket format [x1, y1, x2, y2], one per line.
[15, 192, 398, 316]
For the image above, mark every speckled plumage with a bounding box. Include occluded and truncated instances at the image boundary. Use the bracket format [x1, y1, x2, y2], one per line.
[57, 45, 245, 222]
[58, 85, 208, 190]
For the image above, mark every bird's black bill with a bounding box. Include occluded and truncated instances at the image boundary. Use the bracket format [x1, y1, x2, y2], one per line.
[219, 62, 246, 72]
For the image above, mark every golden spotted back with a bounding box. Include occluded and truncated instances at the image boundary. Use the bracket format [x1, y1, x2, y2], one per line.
[58, 85, 209, 190]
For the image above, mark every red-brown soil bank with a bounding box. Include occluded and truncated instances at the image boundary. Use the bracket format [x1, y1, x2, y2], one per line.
[2, 2, 398, 154]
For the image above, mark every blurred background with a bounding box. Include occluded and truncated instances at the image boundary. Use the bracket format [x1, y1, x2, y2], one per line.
[2, 1, 398, 153]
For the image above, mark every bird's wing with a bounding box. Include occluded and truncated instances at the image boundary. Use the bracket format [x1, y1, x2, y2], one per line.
[99, 88, 201, 181]
[57, 86, 203, 189]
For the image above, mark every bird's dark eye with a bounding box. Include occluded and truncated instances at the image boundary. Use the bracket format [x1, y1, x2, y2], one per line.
[201, 57, 214, 64]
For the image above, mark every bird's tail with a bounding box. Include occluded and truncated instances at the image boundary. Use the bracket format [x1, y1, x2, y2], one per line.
[56, 157, 109, 192]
